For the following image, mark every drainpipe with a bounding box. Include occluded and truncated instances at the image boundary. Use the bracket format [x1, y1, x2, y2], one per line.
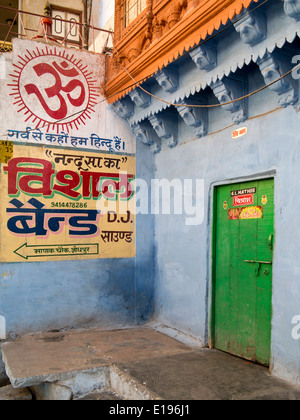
[83, 0, 89, 50]
[18, 0, 23, 39]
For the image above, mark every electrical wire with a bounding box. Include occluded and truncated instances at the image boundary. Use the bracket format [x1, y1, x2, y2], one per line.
[0, 0, 299, 138]
[1, 59, 298, 140]
[110, 0, 299, 109]
[121, 62, 300, 109]
[108, 0, 271, 103]
[0, 109, 90, 139]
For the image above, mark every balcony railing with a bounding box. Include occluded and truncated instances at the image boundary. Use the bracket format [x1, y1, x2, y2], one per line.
[0, 41, 13, 53]
[0, 4, 114, 53]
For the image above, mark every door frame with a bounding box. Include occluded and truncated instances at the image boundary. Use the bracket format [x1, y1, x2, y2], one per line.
[209, 174, 275, 366]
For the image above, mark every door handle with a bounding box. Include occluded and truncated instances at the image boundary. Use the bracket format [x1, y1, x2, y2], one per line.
[244, 260, 272, 264]
[244, 260, 272, 277]
[268, 234, 273, 250]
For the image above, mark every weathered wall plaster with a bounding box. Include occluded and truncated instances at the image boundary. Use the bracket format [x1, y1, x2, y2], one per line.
[153, 93, 300, 384]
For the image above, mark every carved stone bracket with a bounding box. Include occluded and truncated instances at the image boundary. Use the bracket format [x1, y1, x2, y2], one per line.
[112, 97, 134, 119]
[177, 98, 208, 138]
[257, 51, 298, 108]
[233, 9, 267, 46]
[211, 77, 248, 124]
[282, 0, 300, 20]
[189, 41, 217, 71]
[148, 112, 178, 148]
[154, 68, 179, 93]
[130, 120, 161, 154]
[149, 139, 162, 154]
[128, 87, 151, 108]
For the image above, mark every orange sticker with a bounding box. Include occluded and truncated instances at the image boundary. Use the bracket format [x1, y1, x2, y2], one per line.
[262, 195, 268, 205]
[228, 206, 263, 220]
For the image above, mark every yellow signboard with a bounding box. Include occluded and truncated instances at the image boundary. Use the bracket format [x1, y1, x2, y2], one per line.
[0, 141, 13, 164]
[0, 144, 135, 262]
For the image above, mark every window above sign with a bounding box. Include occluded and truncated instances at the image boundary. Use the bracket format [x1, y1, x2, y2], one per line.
[51, 6, 82, 48]
[122, 0, 147, 28]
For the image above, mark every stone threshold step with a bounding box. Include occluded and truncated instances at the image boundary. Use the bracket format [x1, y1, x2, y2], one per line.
[28, 365, 161, 400]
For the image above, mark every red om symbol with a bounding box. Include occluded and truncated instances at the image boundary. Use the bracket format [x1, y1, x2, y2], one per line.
[24, 60, 86, 120]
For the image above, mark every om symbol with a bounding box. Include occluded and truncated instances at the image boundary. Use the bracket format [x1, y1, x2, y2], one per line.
[10, 48, 98, 131]
[24, 60, 86, 120]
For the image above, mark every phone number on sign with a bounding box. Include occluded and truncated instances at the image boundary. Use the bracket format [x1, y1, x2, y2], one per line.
[51, 202, 88, 209]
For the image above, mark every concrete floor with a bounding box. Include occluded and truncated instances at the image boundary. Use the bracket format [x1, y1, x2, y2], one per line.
[2, 327, 300, 400]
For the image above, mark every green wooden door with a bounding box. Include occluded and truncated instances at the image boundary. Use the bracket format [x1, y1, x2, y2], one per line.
[212, 179, 274, 365]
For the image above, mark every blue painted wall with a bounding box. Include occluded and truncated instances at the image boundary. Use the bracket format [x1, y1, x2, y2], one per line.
[0, 138, 155, 337]
[1, 0, 299, 389]
[152, 69, 300, 384]
[0, 259, 136, 335]
[135, 140, 156, 322]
